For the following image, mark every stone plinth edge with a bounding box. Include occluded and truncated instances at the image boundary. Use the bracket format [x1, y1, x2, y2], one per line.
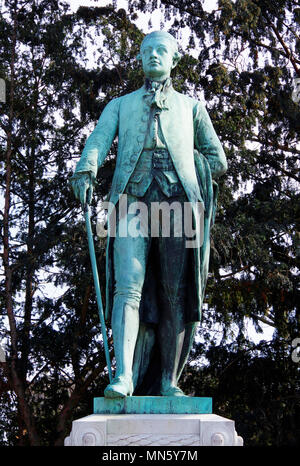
[64, 413, 243, 446]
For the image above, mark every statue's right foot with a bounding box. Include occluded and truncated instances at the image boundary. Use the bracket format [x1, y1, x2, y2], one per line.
[160, 385, 187, 397]
[104, 376, 133, 398]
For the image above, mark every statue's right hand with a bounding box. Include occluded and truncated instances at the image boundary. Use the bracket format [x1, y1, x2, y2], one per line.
[70, 172, 94, 206]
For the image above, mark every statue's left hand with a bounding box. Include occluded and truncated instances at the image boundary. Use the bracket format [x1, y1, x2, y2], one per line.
[70, 172, 94, 207]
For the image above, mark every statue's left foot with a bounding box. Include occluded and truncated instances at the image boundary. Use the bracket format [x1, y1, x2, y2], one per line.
[161, 385, 187, 397]
[104, 375, 133, 398]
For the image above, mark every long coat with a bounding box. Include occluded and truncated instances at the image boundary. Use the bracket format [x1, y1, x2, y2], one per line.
[75, 83, 227, 324]
[74, 84, 227, 393]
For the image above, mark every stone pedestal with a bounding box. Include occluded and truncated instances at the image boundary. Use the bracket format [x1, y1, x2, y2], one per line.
[65, 396, 243, 446]
[64, 412, 243, 446]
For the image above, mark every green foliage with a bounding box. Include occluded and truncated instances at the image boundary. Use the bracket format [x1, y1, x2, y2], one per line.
[180, 338, 300, 446]
[0, 0, 299, 446]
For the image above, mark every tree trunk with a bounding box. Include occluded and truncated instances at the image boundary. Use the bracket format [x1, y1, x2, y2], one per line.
[20, 146, 36, 381]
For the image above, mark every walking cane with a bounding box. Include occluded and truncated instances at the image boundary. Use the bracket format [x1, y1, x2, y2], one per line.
[84, 202, 113, 384]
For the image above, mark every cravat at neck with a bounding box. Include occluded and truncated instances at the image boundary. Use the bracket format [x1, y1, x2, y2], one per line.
[144, 78, 172, 109]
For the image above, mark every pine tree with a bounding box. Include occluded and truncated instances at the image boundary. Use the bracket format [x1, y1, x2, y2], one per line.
[1, 0, 299, 446]
[128, 0, 300, 445]
[0, 0, 142, 445]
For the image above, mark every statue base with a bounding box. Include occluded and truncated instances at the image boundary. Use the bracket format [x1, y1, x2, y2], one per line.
[94, 395, 212, 414]
[64, 397, 243, 446]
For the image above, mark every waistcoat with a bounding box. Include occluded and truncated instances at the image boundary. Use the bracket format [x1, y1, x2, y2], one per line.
[125, 80, 184, 198]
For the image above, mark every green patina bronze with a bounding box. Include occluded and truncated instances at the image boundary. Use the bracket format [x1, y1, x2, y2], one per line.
[71, 31, 227, 400]
[93, 396, 212, 415]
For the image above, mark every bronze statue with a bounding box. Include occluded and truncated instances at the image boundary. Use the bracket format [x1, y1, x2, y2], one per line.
[71, 31, 227, 398]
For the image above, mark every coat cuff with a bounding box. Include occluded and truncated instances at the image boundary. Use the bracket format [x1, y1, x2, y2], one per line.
[70, 171, 97, 186]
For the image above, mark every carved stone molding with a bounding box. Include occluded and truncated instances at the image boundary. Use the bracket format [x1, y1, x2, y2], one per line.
[64, 415, 106, 446]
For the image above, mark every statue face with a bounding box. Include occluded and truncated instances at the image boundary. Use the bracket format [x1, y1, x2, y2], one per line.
[140, 36, 177, 81]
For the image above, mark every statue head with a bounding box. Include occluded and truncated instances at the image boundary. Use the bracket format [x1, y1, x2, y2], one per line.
[137, 31, 181, 82]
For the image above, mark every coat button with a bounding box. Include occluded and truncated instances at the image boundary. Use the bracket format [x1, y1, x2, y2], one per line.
[137, 134, 145, 143]
[139, 125, 147, 133]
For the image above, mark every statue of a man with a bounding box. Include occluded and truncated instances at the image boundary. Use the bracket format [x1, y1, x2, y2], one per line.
[71, 31, 227, 398]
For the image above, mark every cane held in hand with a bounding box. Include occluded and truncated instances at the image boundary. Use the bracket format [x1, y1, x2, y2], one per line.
[84, 196, 113, 384]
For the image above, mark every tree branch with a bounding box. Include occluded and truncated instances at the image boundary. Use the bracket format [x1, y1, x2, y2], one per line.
[248, 137, 300, 155]
[263, 14, 300, 76]
[252, 314, 276, 328]
[54, 360, 107, 446]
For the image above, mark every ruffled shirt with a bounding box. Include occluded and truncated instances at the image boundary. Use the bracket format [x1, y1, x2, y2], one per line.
[142, 78, 172, 150]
